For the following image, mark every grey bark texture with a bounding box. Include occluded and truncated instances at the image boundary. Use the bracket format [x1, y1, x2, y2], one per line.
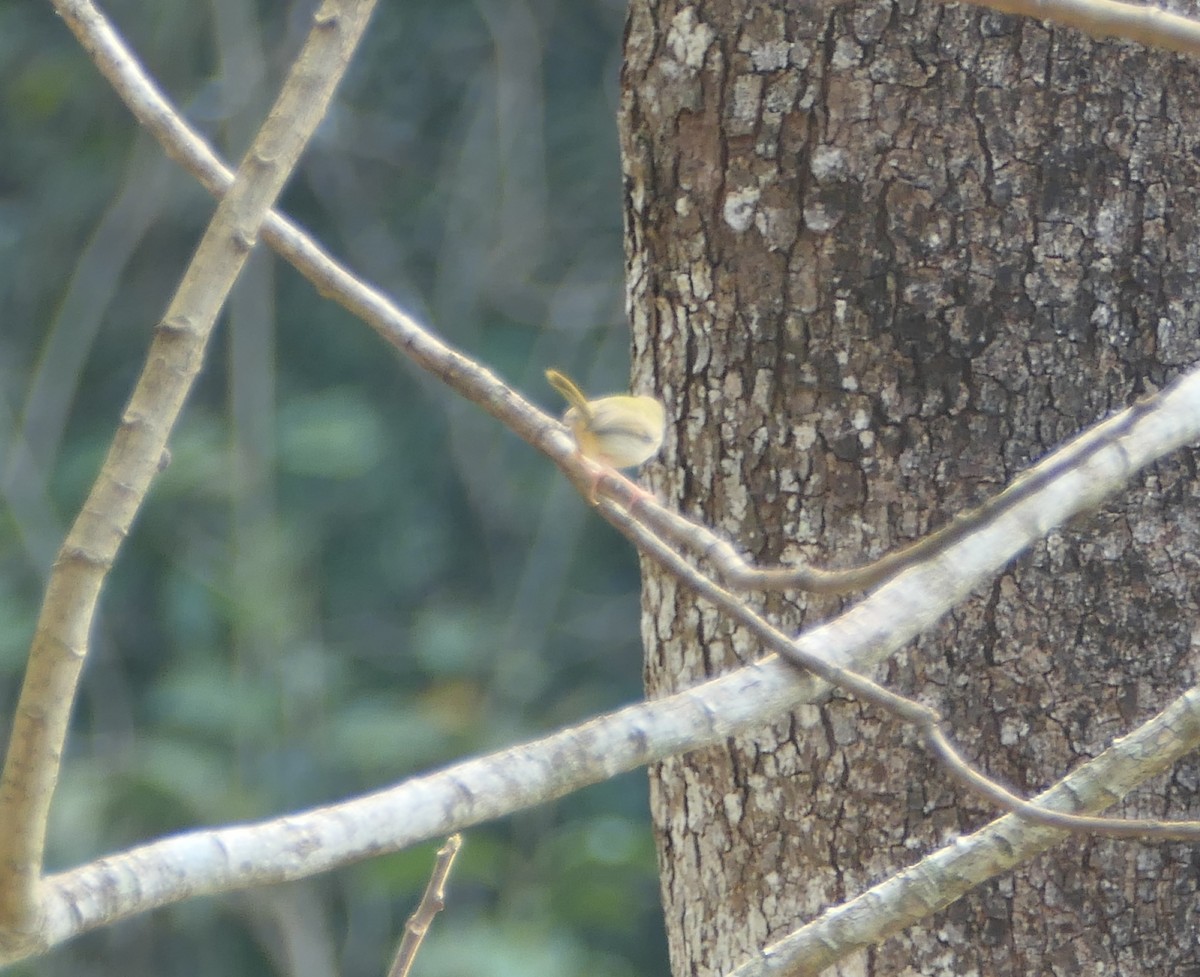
[622, 0, 1200, 974]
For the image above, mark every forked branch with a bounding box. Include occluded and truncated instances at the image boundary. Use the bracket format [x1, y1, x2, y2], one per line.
[0, 0, 380, 950]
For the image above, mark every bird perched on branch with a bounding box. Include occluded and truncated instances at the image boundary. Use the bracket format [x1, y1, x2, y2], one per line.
[545, 368, 665, 495]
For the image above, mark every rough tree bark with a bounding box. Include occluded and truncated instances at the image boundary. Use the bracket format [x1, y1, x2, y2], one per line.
[623, 0, 1200, 973]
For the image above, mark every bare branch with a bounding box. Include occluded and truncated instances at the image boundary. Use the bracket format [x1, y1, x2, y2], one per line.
[950, 0, 1200, 57]
[386, 835, 462, 977]
[0, 0, 380, 949]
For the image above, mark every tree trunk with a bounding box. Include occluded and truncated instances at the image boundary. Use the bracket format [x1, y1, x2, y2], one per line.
[622, 0, 1200, 973]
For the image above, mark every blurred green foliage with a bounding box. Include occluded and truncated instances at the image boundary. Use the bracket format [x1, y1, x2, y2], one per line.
[0, 0, 668, 973]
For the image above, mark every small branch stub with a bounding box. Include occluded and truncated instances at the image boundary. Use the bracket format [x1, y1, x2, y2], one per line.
[386, 834, 463, 977]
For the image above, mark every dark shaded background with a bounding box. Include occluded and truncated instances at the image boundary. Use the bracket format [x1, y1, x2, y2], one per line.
[0, 0, 668, 973]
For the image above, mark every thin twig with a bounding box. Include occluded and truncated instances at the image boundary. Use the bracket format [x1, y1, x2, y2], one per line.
[923, 725, 1200, 840]
[386, 835, 463, 977]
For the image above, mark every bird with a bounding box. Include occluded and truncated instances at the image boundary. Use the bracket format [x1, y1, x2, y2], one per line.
[545, 368, 666, 476]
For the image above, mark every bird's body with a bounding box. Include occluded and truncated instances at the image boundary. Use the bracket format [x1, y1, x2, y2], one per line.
[563, 394, 666, 467]
[545, 369, 665, 469]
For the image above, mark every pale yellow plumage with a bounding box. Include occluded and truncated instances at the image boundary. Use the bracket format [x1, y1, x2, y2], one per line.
[545, 368, 665, 468]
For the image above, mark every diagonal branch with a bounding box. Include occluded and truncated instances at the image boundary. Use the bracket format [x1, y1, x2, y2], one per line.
[0, 0, 379, 948]
[724, 682, 1200, 977]
[49, 0, 566, 469]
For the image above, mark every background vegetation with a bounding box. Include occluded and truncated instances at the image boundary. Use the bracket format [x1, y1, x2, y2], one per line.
[0, 0, 669, 973]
